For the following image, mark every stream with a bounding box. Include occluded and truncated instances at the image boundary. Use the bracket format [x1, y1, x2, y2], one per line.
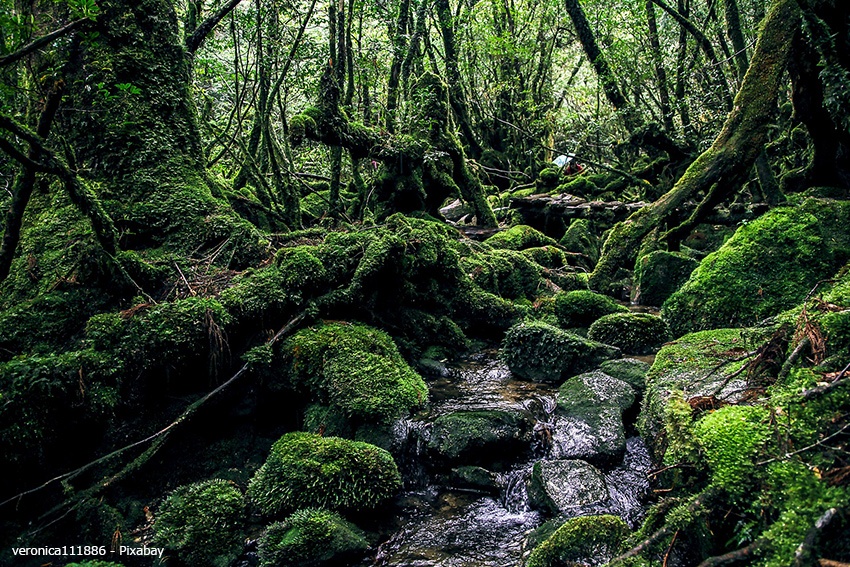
[364, 351, 652, 567]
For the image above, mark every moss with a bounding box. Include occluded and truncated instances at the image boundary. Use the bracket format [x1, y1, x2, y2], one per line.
[152, 479, 244, 567]
[247, 432, 401, 517]
[693, 405, 770, 502]
[461, 248, 542, 300]
[277, 322, 427, 424]
[522, 246, 568, 269]
[587, 312, 671, 354]
[559, 218, 600, 268]
[427, 410, 532, 464]
[554, 289, 629, 328]
[662, 207, 835, 337]
[526, 515, 629, 567]
[484, 225, 558, 250]
[257, 508, 368, 567]
[556, 176, 599, 199]
[633, 250, 698, 306]
[598, 358, 651, 395]
[501, 321, 621, 383]
[538, 166, 562, 189]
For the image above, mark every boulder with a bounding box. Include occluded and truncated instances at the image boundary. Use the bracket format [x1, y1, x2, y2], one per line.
[554, 289, 628, 329]
[633, 250, 699, 306]
[526, 515, 629, 567]
[427, 409, 532, 465]
[587, 312, 671, 355]
[598, 358, 651, 395]
[528, 459, 608, 515]
[501, 321, 621, 384]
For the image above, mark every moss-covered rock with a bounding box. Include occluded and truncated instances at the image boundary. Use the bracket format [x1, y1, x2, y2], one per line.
[559, 218, 600, 269]
[528, 459, 609, 515]
[427, 410, 532, 465]
[247, 432, 401, 517]
[484, 225, 558, 250]
[461, 248, 542, 300]
[256, 508, 368, 567]
[447, 466, 500, 493]
[662, 207, 836, 337]
[277, 322, 427, 424]
[588, 312, 671, 355]
[152, 479, 244, 567]
[633, 250, 699, 306]
[638, 328, 754, 449]
[522, 246, 569, 269]
[554, 290, 628, 328]
[501, 321, 621, 383]
[599, 358, 651, 395]
[526, 515, 629, 567]
[553, 370, 636, 462]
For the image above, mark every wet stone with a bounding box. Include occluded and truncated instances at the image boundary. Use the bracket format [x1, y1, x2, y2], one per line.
[427, 409, 533, 466]
[528, 459, 609, 516]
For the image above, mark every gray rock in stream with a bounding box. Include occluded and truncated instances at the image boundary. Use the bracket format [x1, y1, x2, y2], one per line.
[528, 459, 609, 516]
[549, 370, 635, 463]
[427, 409, 532, 466]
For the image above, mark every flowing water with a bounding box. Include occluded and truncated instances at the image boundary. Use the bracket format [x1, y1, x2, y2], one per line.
[365, 351, 651, 567]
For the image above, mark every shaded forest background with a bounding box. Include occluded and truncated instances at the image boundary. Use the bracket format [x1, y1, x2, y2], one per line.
[1, 0, 850, 565]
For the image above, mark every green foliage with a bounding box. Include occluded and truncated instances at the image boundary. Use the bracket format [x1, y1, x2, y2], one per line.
[587, 312, 670, 354]
[501, 321, 620, 383]
[152, 479, 244, 567]
[257, 508, 368, 567]
[526, 515, 628, 567]
[554, 289, 628, 328]
[247, 432, 401, 517]
[278, 322, 427, 423]
[484, 225, 558, 250]
[662, 207, 835, 337]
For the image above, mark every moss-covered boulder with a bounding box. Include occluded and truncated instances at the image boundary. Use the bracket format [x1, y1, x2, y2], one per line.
[662, 206, 838, 337]
[554, 290, 628, 329]
[633, 250, 699, 306]
[484, 224, 558, 250]
[152, 479, 244, 567]
[599, 358, 651, 395]
[501, 321, 621, 384]
[427, 410, 532, 465]
[247, 432, 401, 517]
[528, 459, 609, 515]
[638, 328, 755, 448]
[552, 370, 636, 462]
[526, 515, 629, 567]
[587, 312, 671, 354]
[447, 465, 500, 493]
[256, 508, 368, 567]
[277, 322, 427, 425]
[559, 218, 600, 269]
[461, 248, 542, 300]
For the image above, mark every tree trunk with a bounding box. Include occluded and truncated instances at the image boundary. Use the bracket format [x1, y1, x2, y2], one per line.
[588, 0, 800, 293]
[646, 0, 675, 133]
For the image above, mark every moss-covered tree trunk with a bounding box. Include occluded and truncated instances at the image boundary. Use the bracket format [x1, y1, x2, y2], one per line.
[588, 0, 800, 293]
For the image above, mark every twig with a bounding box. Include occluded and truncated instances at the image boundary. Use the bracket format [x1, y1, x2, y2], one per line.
[778, 336, 811, 382]
[696, 539, 763, 567]
[756, 418, 850, 466]
[662, 530, 679, 567]
[801, 360, 850, 400]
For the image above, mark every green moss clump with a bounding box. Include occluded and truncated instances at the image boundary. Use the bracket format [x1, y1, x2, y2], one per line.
[152, 479, 244, 567]
[554, 290, 629, 328]
[257, 508, 368, 567]
[501, 321, 621, 383]
[633, 250, 698, 306]
[588, 312, 671, 354]
[247, 432, 401, 517]
[662, 207, 834, 337]
[693, 405, 770, 502]
[461, 248, 542, 300]
[484, 225, 558, 250]
[278, 322, 427, 424]
[598, 358, 651, 395]
[538, 167, 562, 189]
[522, 246, 568, 269]
[526, 515, 629, 567]
[427, 410, 532, 463]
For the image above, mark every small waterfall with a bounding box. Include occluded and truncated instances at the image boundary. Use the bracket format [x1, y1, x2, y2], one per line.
[500, 464, 533, 513]
[391, 417, 432, 490]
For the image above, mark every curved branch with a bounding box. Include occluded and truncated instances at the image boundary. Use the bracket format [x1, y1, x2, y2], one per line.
[0, 18, 89, 67]
[186, 0, 244, 54]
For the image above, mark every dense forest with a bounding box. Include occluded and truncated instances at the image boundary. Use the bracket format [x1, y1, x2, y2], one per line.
[1, 0, 849, 565]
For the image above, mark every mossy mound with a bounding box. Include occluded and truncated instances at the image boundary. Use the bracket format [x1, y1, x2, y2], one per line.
[461, 248, 542, 300]
[526, 515, 629, 567]
[587, 312, 671, 355]
[522, 246, 569, 269]
[484, 224, 558, 250]
[501, 321, 621, 384]
[256, 508, 368, 567]
[276, 322, 427, 425]
[152, 479, 244, 567]
[554, 290, 628, 328]
[598, 358, 651, 395]
[633, 250, 698, 306]
[662, 206, 838, 337]
[247, 432, 401, 517]
[559, 218, 599, 269]
[427, 410, 532, 465]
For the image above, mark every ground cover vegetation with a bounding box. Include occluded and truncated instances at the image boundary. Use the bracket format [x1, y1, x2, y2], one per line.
[0, 0, 848, 565]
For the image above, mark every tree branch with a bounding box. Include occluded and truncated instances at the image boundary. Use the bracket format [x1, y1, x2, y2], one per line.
[186, 0, 244, 54]
[0, 18, 89, 67]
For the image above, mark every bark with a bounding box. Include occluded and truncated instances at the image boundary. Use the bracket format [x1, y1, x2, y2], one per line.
[385, 0, 412, 132]
[589, 0, 801, 293]
[646, 0, 675, 132]
[185, 0, 243, 54]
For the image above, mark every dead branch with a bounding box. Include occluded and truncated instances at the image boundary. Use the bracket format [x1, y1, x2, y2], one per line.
[801, 360, 850, 400]
[794, 507, 838, 567]
[696, 540, 764, 567]
[756, 416, 850, 466]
